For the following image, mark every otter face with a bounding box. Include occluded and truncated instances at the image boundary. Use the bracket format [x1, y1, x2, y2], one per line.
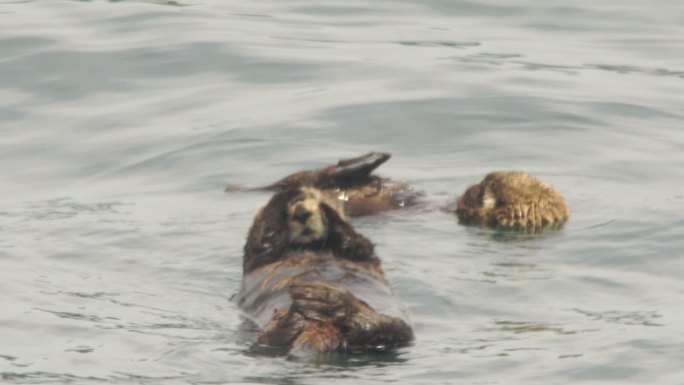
[456, 171, 569, 229]
[287, 188, 330, 245]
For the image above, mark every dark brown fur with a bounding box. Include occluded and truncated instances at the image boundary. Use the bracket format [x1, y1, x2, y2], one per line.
[227, 152, 419, 216]
[239, 187, 414, 355]
[455, 171, 569, 230]
[243, 188, 376, 273]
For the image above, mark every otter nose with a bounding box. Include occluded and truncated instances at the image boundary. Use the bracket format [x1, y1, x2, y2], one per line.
[292, 204, 312, 223]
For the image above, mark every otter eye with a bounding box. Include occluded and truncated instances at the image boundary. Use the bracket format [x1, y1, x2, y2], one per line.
[497, 197, 507, 207]
[292, 204, 312, 223]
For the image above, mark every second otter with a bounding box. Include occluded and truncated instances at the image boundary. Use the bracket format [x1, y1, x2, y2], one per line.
[453, 171, 570, 230]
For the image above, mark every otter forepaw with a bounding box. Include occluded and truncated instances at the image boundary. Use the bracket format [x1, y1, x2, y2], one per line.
[290, 281, 353, 323]
[290, 322, 343, 356]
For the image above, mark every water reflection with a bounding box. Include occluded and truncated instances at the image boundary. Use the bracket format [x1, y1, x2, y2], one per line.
[244, 344, 410, 367]
[399, 40, 480, 48]
[494, 320, 576, 335]
[588, 63, 684, 78]
[65, 346, 96, 354]
[34, 308, 119, 324]
[0, 41, 325, 102]
[452, 52, 684, 80]
[25, 198, 125, 221]
[76, 0, 186, 6]
[574, 309, 664, 327]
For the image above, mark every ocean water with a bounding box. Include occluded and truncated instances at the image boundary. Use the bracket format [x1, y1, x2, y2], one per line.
[2, 1, 684, 384]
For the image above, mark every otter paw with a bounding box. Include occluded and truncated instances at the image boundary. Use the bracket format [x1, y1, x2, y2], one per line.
[257, 307, 307, 347]
[290, 322, 343, 356]
[289, 281, 353, 323]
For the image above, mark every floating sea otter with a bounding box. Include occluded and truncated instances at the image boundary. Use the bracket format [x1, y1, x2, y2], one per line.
[226, 152, 418, 216]
[237, 187, 414, 356]
[452, 171, 570, 230]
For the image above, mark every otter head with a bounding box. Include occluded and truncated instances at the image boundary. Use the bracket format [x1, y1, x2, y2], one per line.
[286, 187, 343, 245]
[456, 171, 570, 229]
[243, 186, 373, 273]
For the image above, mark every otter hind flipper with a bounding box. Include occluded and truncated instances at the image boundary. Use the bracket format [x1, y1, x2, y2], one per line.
[322, 152, 391, 185]
[227, 152, 393, 195]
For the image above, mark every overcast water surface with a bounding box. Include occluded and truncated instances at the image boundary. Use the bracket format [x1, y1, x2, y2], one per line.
[2, 1, 684, 384]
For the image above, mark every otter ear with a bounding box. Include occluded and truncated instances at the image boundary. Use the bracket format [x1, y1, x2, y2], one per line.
[320, 152, 390, 186]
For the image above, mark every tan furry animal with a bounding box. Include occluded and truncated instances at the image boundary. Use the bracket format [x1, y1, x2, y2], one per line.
[455, 171, 569, 230]
[238, 187, 413, 356]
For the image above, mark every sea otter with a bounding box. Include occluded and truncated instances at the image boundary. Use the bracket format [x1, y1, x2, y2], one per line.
[453, 171, 570, 230]
[237, 187, 414, 356]
[226, 152, 419, 216]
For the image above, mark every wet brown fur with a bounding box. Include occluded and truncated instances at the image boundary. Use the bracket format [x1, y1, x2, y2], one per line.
[239, 187, 414, 355]
[455, 171, 569, 230]
[227, 152, 418, 216]
[243, 187, 377, 274]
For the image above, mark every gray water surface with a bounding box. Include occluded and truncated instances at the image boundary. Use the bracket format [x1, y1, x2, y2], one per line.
[2, 1, 684, 384]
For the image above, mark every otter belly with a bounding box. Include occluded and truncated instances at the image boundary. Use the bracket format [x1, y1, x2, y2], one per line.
[238, 252, 410, 326]
[237, 252, 413, 353]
